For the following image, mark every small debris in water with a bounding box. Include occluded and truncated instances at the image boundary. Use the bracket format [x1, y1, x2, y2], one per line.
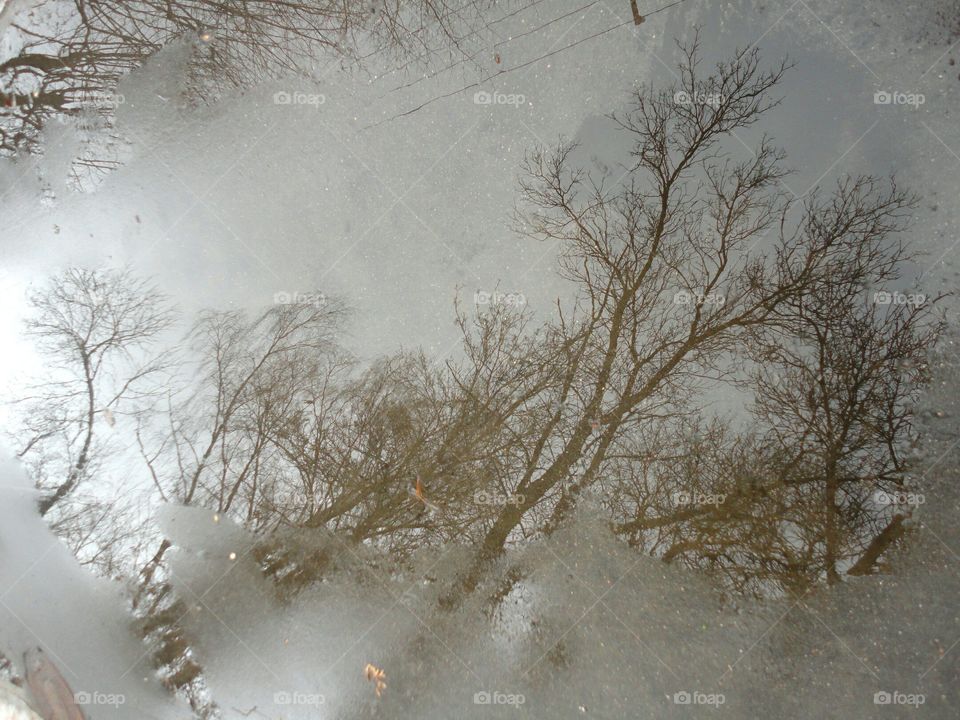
[364, 663, 387, 697]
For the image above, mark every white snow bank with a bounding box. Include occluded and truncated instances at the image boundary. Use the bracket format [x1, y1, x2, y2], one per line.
[0, 452, 181, 720]
[160, 480, 960, 719]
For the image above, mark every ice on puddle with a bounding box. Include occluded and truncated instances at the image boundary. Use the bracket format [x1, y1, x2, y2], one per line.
[0, 453, 178, 720]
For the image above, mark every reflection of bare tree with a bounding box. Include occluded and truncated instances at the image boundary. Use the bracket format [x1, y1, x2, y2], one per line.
[125, 41, 943, 610]
[743, 229, 943, 587]
[8, 268, 175, 573]
[0, 0, 494, 172]
[9, 39, 946, 710]
[162, 300, 347, 511]
[610, 176, 944, 595]
[434, 37, 932, 605]
[110, 40, 942, 606]
[12, 268, 174, 513]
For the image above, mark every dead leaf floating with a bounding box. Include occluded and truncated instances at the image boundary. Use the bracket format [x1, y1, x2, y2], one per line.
[364, 663, 387, 697]
[411, 474, 440, 516]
